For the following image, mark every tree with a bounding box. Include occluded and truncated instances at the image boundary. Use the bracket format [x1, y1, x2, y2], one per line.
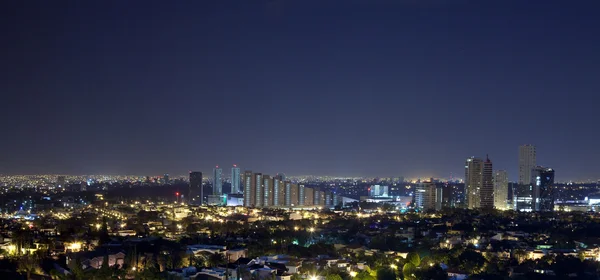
[458, 250, 486, 275]
[206, 253, 226, 267]
[17, 254, 42, 279]
[414, 265, 447, 280]
[376, 268, 395, 280]
[402, 263, 416, 280]
[513, 249, 527, 264]
[326, 274, 343, 280]
[354, 270, 376, 280]
[406, 252, 421, 267]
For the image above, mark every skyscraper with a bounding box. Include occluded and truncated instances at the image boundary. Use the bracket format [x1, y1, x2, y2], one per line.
[518, 145, 537, 185]
[263, 175, 273, 207]
[189, 171, 203, 205]
[254, 173, 263, 207]
[213, 166, 223, 195]
[464, 156, 494, 209]
[415, 180, 437, 211]
[243, 171, 254, 207]
[480, 156, 494, 209]
[273, 178, 282, 206]
[231, 165, 241, 194]
[494, 170, 509, 210]
[465, 157, 483, 209]
[532, 167, 555, 211]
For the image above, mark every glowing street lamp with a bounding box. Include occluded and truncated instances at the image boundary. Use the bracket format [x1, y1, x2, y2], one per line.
[349, 271, 357, 277]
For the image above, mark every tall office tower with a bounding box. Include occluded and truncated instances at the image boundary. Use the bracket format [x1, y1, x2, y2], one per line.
[273, 179, 282, 206]
[189, 171, 203, 205]
[304, 187, 314, 206]
[494, 170, 509, 210]
[231, 165, 241, 194]
[164, 173, 170, 184]
[212, 166, 223, 195]
[299, 185, 305, 205]
[243, 171, 254, 207]
[263, 175, 273, 207]
[254, 173, 263, 207]
[325, 192, 332, 207]
[518, 145, 537, 185]
[290, 184, 299, 206]
[333, 193, 341, 207]
[284, 181, 292, 206]
[435, 185, 443, 211]
[532, 167, 555, 211]
[480, 156, 494, 209]
[318, 191, 326, 206]
[313, 189, 321, 206]
[415, 180, 437, 211]
[465, 157, 483, 209]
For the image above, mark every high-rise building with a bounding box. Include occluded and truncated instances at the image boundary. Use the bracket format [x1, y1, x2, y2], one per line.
[212, 166, 223, 195]
[243, 171, 254, 207]
[299, 185, 305, 206]
[164, 173, 170, 184]
[231, 165, 241, 194]
[465, 157, 483, 209]
[415, 180, 437, 211]
[189, 171, 203, 205]
[263, 175, 273, 207]
[284, 181, 292, 206]
[273, 179, 283, 206]
[532, 167, 555, 211]
[465, 156, 494, 209]
[480, 156, 494, 209]
[304, 187, 314, 206]
[518, 145, 536, 185]
[254, 173, 263, 207]
[494, 170, 509, 210]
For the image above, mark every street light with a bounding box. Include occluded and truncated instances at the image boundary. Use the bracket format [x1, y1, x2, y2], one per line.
[310, 275, 318, 280]
[309, 227, 315, 233]
[349, 271, 357, 277]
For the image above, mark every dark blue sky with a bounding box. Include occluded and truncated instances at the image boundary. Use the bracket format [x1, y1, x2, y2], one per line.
[1, 1, 599, 181]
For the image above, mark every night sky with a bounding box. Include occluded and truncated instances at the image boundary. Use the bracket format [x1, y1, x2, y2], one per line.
[1, 1, 599, 181]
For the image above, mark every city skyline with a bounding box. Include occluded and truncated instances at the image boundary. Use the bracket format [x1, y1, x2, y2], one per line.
[1, 1, 599, 181]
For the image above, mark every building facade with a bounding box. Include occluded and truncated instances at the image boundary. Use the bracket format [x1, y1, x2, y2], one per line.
[231, 165, 241, 194]
[480, 156, 494, 209]
[518, 145, 536, 185]
[493, 170, 509, 210]
[213, 167, 223, 195]
[532, 167, 555, 212]
[189, 171, 203, 205]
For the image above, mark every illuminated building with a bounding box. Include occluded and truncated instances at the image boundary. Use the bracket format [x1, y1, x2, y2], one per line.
[532, 167, 555, 211]
[465, 157, 483, 209]
[415, 180, 437, 211]
[231, 165, 241, 194]
[263, 175, 273, 207]
[254, 173, 263, 207]
[518, 145, 537, 185]
[189, 171, 203, 205]
[243, 171, 254, 207]
[481, 156, 494, 209]
[494, 170, 509, 209]
[213, 166, 223, 195]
